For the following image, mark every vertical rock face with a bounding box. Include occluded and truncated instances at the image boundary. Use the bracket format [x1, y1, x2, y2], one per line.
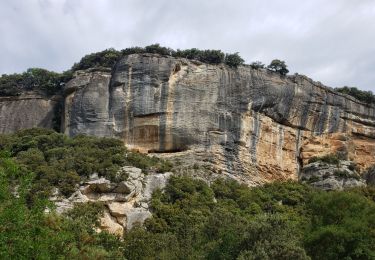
[62, 53, 375, 184]
[0, 93, 59, 133]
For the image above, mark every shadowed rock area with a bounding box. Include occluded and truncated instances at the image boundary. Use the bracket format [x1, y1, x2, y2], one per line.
[0, 92, 60, 133]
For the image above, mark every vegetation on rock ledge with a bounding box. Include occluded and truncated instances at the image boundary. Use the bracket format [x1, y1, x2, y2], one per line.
[0, 128, 172, 200]
[0, 132, 374, 259]
[335, 86, 375, 105]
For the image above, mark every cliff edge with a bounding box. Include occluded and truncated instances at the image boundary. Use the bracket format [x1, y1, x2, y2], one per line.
[58, 53, 375, 185]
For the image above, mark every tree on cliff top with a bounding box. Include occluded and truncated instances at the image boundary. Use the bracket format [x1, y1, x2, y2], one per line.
[335, 86, 375, 105]
[267, 59, 289, 76]
[225, 52, 244, 67]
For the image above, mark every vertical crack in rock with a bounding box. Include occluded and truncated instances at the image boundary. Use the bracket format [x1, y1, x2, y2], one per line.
[295, 129, 303, 178]
[250, 112, 261, 165]
[277, 125, 284, 166]
[315, 91, 329, 135]
[159, 80, 169, 151]
[125, 66, 133, 146]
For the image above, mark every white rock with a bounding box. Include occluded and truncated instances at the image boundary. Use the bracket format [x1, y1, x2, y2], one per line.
[124, 207, 152, 230]
[100, 210, 124, 236]
[122, 166, 142, 179]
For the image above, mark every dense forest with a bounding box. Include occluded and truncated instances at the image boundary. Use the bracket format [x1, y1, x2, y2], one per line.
[0, 129, 374, 259]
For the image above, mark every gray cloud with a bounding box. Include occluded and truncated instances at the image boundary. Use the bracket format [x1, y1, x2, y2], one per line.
[0, 0, 374, 91]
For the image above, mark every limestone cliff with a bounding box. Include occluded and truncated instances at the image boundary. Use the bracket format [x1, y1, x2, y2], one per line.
[60, 53, 375, 185]
[0, 92, 60, 133]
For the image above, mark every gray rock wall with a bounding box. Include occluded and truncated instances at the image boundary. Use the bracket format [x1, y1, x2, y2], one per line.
[0, 93, 59, 133]
[62, 53, 375, 184]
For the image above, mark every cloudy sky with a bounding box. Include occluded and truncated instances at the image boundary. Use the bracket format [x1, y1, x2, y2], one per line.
[1, 0, 374, 91]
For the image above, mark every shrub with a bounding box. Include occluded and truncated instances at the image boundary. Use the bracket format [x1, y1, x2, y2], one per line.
[225, 52, 244, 67]
[71, 48, 121, 72]
[250, 61, 265, 69]
[335, 86, 375, 105]
[267, 59, 289, 76]
[0, 68, 71, 96]
[308, 154, 340, 165]
[0, 128, 173, 199]
[144, 43, 175, 56]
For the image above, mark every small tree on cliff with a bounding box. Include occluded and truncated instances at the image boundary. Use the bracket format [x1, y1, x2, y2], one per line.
[224, 52, 244, 67]
[267, 59, 289, 76]
[250, 61, 265, 69]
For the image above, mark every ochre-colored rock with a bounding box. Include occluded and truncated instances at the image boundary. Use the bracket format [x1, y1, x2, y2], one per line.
[60, 54, 375, 184]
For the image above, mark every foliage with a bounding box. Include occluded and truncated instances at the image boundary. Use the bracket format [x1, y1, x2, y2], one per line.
[0, 68, 72, 96]
[0, 153, 123, 259]
[225, 52, 245, 67]
[250, 61, 265, 69]
[304, 191, 375, 259]
[0, 128, 172, 199]
[123, 177, 375, 259]
[267, 59, 289, 75]
[1, 149, 374, 259]
[145, 43, 175, 56]
[71, 48, 121, 71]
[335, 86, 375, 105]
[308, 153, 340, 165]
[123, 178, 312, 259]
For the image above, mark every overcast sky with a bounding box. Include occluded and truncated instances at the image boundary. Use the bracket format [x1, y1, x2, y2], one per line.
[1, 0, 374, 91]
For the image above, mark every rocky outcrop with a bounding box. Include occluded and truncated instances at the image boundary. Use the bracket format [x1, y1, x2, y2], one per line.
[300, 160, 366, 190]
[0, 92, 60, 133]
[51, 166, 172, 236]
[364, 166, 375, 186]
[62, 54, 375, 185]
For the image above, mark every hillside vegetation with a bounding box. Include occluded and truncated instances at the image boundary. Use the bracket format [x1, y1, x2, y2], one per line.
[0, 128, 172, 202]
[335, 86, 375, 105]
[0, 129, 374, 259]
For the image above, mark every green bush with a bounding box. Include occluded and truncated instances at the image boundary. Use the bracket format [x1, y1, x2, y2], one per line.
[335, 86, 375, 105]
[0, 128, 173, 199]
[304, 191, 375, 259]
[0, 68, 72, 96]
[0, 153, 123, 259]
[250, 61, 265, 69]
[71, 48, 121, 71]
[308, 154, 340, 165]
[225, 52, 244, 67]
[267, 59, 289, 75]
[1, 151, 374, 259]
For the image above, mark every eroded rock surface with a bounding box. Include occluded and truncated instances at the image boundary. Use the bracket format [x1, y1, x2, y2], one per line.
[51, 166, 172, 236]
[0, 92, 60, 133]
[62, 54, 375, 184]
[300, 161, 366, 190]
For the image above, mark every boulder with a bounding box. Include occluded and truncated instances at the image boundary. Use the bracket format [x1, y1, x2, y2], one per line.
[100, 210, 124, 237]
[85, 177, 114, 193]
[300, 161, 366, 190]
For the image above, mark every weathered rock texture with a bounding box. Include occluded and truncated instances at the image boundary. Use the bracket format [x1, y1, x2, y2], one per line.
[300, 160, 366, 190]
[51, 166, 172, 236]
[0, 92, 60, 133]
[61, 54, 375, 185]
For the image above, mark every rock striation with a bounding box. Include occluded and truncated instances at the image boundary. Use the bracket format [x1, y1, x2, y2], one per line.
[0, 92, 60, 133]
[61, 54, 375, 184]
[1, 53, 374, 184]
